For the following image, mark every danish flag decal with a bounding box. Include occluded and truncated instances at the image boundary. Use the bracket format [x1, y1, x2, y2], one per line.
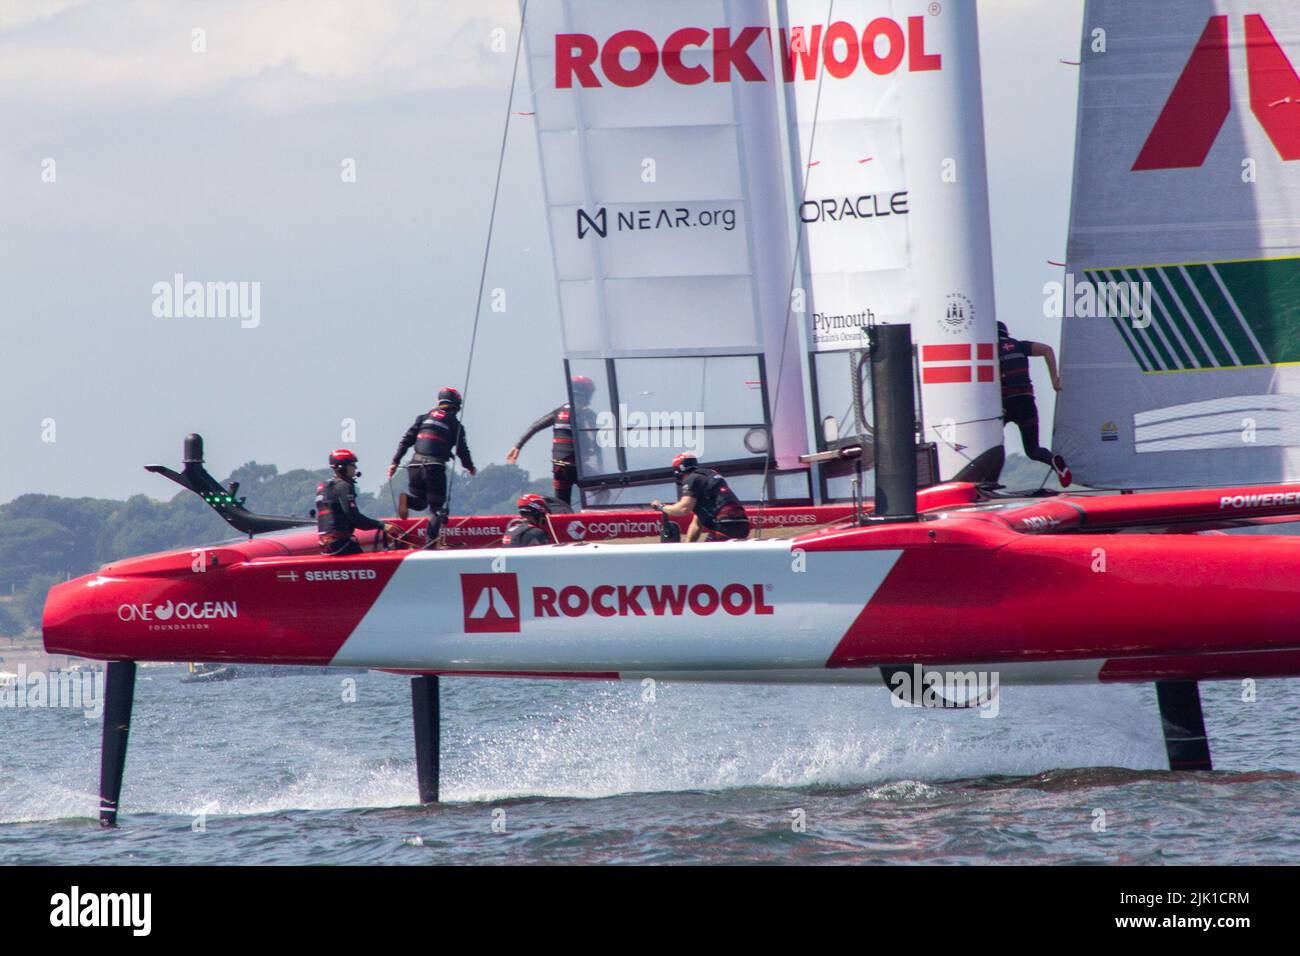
[461, 573, 521, 633]
[920, 344, 994, 385]
[1134, 14, 1300, 171]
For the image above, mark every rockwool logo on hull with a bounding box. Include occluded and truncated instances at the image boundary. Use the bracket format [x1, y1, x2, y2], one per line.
[460, 574, 774, 630]
[461, 574, 521, 634]
[535, 582, 773, 618]
[555, 18, 941, 88]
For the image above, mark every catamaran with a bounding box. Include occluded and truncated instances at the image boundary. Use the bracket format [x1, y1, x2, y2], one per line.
[41, 0, 1300, 825]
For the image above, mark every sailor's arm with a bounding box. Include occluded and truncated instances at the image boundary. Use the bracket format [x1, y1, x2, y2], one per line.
[651, 494, 697, 518]
[347, 490, 386, 533]
[387, 415, 423, 477]
[506, 407, 559, 463]
[1029, 342, 1062, 392]
[456, 425, 477, 476]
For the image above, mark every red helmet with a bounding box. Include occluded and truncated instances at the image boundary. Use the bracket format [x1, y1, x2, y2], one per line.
[518, 493, 549, 519]
[438, 386, 463, 409]
[329, 448, 358, 468]
[672, 452, 698, 476]
[571, 375, 596, 401]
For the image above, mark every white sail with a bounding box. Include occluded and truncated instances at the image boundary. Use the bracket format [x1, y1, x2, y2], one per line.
[780, 0, 1004, 485]
[523, 0, 809, 504]
[522, 0, 1004, 501]
[1056, 0, 1300, 488]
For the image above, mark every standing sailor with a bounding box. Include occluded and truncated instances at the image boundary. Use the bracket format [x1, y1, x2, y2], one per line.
[651, 453, 750, 542]
[505, 375, 599, 507]
[316, 449, 390, 556]
[502, 493, 553, 547]
[387, 387, 476, 537]
[997, 322, 1072, 486]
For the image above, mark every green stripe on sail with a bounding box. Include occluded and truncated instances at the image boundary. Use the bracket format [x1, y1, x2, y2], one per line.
[1085, 257, 1300, 371]
[1181, 265, 1258, 365]
[1107, 312, 1151, 371]
[1210, 258, 1300, 363]
[1083, 269, 1157, 371]
[1137, 267, 1211, 368]
[1148, 265, 1228, 368]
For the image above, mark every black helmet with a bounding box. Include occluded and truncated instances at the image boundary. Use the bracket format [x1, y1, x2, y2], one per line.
[996, 321, 1008, 337]
[438, 386, 463, 409]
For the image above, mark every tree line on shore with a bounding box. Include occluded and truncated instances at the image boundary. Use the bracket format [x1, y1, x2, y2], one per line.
[0, 461, 547, 639]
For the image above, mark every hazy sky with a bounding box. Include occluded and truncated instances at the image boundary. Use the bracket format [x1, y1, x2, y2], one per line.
[0, 0, 1083, 503]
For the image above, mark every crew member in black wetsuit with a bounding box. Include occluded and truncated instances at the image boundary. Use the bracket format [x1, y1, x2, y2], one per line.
[651, 453, 750, 542]
[387, 387, 476, 539]
[998, 321, 1072, 487]
[502, 493, 553, 547]
[316, 449, 391, 556]
[506, 375, 599, 507]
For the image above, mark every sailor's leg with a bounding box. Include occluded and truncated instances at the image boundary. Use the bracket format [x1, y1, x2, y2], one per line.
[1011, 399, 1054, 466]
[405, 465, 429, 513]
[411, 675, 441, 803]
[1156, 680, 1213, 771]
[552, 461, 575, 507]
[99, 660, 137, 827]
[421, 466, 449, 548]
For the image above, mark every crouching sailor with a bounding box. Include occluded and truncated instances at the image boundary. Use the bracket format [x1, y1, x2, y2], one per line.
[317, 448, 391, 556]
[651, 453, 750, 542]
[502, 493, 553, 547]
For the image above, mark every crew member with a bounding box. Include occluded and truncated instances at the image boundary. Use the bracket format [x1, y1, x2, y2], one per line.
[506, 375, 599, 507]
[388, 387, 476, 537]
[651, 453, 750, 542]
[502, 493, 553, 547]
[316, 449, 390, 556]
[998, 321, 1072, 487]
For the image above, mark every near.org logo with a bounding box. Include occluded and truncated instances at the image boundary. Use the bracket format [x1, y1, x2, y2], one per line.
[461, 573, 521, 634]
[577, 205, 736, 238]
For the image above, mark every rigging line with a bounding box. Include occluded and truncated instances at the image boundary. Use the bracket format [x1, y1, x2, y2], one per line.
[934, 415, 1005, 429]
[443, 0, 530, 520]
[928, 414, 1009, 469]
[757, 0, 836, 536]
